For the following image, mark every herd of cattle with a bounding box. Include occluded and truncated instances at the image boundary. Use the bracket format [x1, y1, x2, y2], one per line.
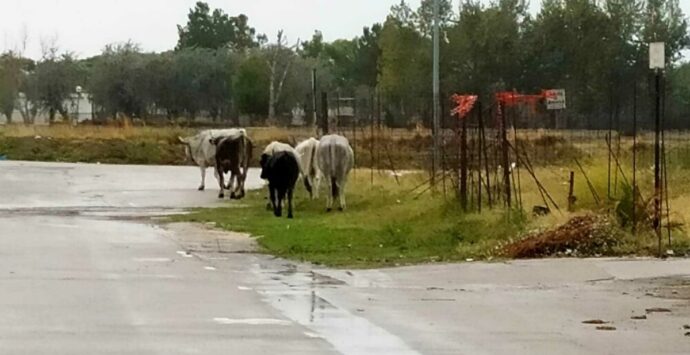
[178, 129, 355, 219]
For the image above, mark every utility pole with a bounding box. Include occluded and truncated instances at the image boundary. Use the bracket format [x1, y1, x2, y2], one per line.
[312, 68, 318, 134]
[432, 0, 441, 189]
[650, 42, 665, 257]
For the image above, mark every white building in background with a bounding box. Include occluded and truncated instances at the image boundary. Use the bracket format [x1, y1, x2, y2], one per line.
[0, 92, 93, 125]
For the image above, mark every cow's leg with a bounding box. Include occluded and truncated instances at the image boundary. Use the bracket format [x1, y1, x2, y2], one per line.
[214, 167, 221, 188]
[338, 179, 347, 211]
[237, 170, 246, 199]
[198, 166, 206, 191]
[228, 171, 237, 199]
[287, 188, 294, 219]
[325, 179, 333, 212]
[313, 174, 321, 199]
[217, 168, 225, 199]
[274, 189, 284, 217]
[269, 186, 277, 213]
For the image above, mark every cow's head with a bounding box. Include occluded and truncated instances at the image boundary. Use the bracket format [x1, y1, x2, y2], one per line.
[210, 136, 225, 146]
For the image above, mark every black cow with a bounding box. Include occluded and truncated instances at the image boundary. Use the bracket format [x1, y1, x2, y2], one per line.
[260, 151, 300, 219]
[211, 133, 253, 199]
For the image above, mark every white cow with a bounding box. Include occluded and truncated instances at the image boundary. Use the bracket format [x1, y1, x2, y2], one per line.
[295, 137, 321, 199]
[178, 128, 246, 191]
[317, 134, 354, 211]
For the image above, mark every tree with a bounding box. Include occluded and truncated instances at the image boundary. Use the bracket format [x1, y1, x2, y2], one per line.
[300, 31, 326, 59]
[352, 24, 383, 88]
[176, 1, 257, 51]
[234, 54, 270, 118]
[642, 0, 689, 65]
[379, 3, 430, 125]
[414, 0, 454, 37]
[0, 52, 24, 123]
[264, 30, 298, 123]
[33, 51, 83, 123]
[89, 42, 152, 119]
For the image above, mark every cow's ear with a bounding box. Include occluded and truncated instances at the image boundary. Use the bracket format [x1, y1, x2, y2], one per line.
[210, 137, 224, 146]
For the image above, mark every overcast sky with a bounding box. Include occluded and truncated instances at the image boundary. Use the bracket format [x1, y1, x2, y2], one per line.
[1, 0, 689, 59]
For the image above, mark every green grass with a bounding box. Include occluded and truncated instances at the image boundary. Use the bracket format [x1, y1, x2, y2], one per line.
[173, 171, 528, 268]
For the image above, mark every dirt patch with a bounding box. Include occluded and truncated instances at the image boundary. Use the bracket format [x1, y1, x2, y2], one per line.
[503, 215, 620, 258]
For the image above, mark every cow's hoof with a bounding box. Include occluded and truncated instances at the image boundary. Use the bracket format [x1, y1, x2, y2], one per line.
[288, 214, 294, 219]
[218, 193, 224, 199]
[338, 207, 344, 212]
[198, 186, 205, 191]
[266, 203, 272, 211]
[274, 211, 282, 217]
[230, 193, 237, 200]
[326, 208, 332, 213]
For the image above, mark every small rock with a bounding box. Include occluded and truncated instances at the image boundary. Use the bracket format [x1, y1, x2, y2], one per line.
[666, 249, 675, 256]
[465, 258, 474, 262]
[583, 319, 608, 325]
[631, 315, 647, 320]
[596, 326, 617, 331]
[646, 307, 672, 313]
[346, 271, 353, 276]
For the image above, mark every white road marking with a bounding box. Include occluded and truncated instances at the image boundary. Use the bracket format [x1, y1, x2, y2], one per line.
[238, 286, 253, 291]
[176, 251, 193, 258]
[213, 318, 291, 326]
[134, 258, 171, 262]
[204, 266, 216, 271]
[304, 332, 323, 339]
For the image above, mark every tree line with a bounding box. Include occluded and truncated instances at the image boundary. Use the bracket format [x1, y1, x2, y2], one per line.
[0, 0, 689, 128]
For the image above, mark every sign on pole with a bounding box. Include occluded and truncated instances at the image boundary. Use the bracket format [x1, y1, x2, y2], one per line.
[545, 89, 566, 110]
[650, 42, 665, 70]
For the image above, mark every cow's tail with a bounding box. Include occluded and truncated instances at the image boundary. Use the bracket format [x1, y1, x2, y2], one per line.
[330, 144, 340, 198]
[309, 141, 317, 178]
[243, 134, 253, 178]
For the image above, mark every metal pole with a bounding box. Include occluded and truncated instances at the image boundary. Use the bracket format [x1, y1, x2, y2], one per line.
[500, 102, 511, 208]
[654, 70, 662, 257]
[632, 84, 638, 236]
[321, 92, 329, 135]
[370, 91, 375, 185]
[460, 115, 468, 211]
[312, 69, 318, 133]
[432, 0, 441, 189]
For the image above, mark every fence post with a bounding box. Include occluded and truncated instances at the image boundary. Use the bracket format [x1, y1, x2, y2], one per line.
[500, 102, 511, 208]
[568, 171, 576, 211]
[460, 113, 468, 211]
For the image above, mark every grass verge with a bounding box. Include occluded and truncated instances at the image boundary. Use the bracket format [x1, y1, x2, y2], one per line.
[172, 171, 528, 268]
[173, 166, 690, 268]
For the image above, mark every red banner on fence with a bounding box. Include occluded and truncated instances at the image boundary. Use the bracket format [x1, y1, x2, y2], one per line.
[495, 90, 558, 108]
[450, 94, 478, 119]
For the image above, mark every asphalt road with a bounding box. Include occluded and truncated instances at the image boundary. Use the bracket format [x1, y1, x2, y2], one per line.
[1, 161, 689, 355]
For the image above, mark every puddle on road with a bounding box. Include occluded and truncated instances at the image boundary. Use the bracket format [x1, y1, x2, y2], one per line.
[251, 263, 421, 355]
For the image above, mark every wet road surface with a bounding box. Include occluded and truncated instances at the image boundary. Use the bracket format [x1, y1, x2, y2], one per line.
[1, 161, 689, 354]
